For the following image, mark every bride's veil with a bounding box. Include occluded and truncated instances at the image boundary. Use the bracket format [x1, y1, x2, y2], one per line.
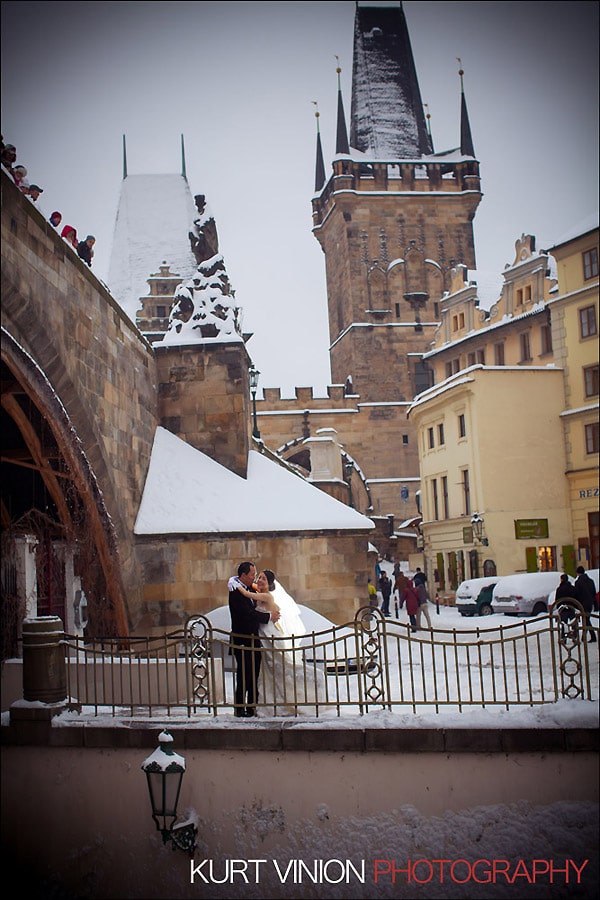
[272, 580, 307, 640]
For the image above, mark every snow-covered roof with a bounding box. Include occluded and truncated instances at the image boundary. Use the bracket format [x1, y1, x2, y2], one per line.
[134, 427, 375, 534]
[106, 174, 197, 322]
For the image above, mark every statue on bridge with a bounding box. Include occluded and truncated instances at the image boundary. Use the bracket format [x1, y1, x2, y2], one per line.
[162, 193, 243, 343]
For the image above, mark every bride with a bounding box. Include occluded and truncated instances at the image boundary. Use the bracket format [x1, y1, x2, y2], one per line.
[234, 570, 328, 715]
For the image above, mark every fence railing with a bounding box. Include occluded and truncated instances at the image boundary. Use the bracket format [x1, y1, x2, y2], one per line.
[61, 604, 598, 718]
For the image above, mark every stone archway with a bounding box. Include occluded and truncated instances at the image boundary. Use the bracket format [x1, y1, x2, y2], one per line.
[1, 330, 129, 645]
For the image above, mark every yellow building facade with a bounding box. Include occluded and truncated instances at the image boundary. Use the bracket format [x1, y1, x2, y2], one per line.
[547, 226, 599, 570]
[409, 227, 599, 588]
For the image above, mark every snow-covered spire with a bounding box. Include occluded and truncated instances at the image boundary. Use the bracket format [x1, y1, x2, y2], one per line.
[424, 102, 434, 153]
[350, 2, 432, 159]
[335, 57, 350, 155]
[458, 59, 475, 158]
[313, 102, 326, 191]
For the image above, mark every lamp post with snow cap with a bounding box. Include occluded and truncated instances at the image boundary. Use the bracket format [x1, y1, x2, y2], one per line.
[248, 363, 261, 439]
[471, 512, 489, 546]
[141, 730, 197, 854]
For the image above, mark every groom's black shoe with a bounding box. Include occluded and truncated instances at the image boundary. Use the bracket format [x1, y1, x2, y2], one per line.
[234, 708, 248, 717]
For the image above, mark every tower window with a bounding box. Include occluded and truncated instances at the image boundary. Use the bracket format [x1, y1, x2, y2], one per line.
[402, 434, 409, 445]
[428, 427, 435, 449]
[458, 414, 466, 438]
[494, 342, 505, 365]
[438, 423, 445, 445]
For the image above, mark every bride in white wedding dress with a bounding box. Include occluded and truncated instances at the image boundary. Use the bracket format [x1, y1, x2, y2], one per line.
[235, 569, 328, 716]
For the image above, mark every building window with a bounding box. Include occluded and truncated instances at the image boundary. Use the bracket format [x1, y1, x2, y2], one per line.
[428, 427, 435, 449]
[402, 434, 409, 445]
[442, 475, 449, 519]
[538, 546, 556, 572]
[583, 247, 598, 280]
[585, 422, 599, 454]
[525, 285, 532, 302]
[519, 331, 532, 362]
[395, 303, 401, 317]
[584, 365, 599, 397]
[467, 351, 476, 367]
[494, 342, 505, 366]
[156, 305, 167, 318]
[516, 288, 523, 305]
[445, 358, 460, 379]
[432, 478, 439, 520]
[540, 323, 553, 355]
[462, 469, 471, 516]
[458, 413, 466, 438]
[438, 423, 445, 445]
[579, 305, 597, 338]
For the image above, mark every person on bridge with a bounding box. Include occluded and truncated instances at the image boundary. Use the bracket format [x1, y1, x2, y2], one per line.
[77, 235, 95, 267]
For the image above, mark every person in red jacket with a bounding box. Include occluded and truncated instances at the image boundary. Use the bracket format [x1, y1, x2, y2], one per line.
[401, 579, 419, 633]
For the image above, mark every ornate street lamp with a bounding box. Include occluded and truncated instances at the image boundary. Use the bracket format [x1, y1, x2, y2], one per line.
[470, 512, 488, 546]
[141, 730, 198, 854]
[248, 363, 261, 439]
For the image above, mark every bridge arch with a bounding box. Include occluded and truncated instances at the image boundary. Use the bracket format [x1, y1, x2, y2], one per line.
[1, 328, 129, 638]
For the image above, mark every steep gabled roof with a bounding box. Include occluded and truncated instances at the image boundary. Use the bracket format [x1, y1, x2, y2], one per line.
[350, 3, 432, 159]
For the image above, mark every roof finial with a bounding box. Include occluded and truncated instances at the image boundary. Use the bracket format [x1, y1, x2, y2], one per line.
[334, 55, 350, 155]
[122, 134, 127, 180]
[181, 133, 187, 180]
[423, 102, 434, 152]
[457, 59, 475, 158]
[312, 101, 326, 192]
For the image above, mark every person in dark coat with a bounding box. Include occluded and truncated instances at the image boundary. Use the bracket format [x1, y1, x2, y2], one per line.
[228, 561, 280, 716]
[574, 566, 597, 642]
[555, 573, 576, 639]
[378, 571, 392, 616]
[77, 234, 95, 266]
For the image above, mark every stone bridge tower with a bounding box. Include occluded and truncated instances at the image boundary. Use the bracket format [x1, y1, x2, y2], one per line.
[312, 2, 482, 403]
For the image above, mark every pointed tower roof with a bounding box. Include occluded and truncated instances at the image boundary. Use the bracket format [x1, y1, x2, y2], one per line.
[335, 57, 350, 155]
[458, 61, 475, 158]
[350, 2, 432, 159]
[313, 103, 326, 192]
[107, 173, 197, 323]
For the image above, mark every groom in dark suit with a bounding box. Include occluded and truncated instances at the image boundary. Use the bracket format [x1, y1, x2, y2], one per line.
[229, 561, 280, 717]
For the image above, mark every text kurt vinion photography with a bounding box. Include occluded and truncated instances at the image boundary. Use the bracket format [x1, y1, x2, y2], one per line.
[190, 857, 590, 887]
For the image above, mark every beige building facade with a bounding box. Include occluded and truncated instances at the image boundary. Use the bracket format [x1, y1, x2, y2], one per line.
[408, 227, 599, 586]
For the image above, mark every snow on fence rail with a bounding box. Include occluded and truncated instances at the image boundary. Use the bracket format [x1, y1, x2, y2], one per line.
[61, 605, 598, 717]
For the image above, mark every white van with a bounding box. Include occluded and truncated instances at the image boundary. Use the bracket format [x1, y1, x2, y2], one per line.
[492, 572, 563, 617]
[455, 577, 499, 616]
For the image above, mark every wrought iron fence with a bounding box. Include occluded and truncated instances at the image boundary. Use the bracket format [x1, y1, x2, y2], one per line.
[62, 604, 598, 718]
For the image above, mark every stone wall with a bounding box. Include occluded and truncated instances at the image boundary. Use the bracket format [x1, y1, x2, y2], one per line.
[1, 172, 158, 629]
[135, 530, 372, 629]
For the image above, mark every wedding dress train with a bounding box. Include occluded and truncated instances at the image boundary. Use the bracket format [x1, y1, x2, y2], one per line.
[257, 581, 328, 716]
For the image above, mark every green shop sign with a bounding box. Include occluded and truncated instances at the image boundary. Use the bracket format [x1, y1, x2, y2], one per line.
[514, 518, 549, 539]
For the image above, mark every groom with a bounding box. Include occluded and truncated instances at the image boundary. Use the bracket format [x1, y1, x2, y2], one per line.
[228, 561, 280, 717]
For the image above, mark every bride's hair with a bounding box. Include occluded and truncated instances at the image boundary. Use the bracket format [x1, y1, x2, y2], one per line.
[263, 569, 276, 590]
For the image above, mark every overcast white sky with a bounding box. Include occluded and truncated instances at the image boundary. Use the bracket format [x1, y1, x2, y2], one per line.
[2, 1, 598, 396]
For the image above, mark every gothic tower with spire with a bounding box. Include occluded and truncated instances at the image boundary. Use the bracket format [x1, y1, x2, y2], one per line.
[312, 2, 481, 402]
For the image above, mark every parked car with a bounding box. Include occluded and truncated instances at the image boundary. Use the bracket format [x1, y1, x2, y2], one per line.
[455, 577, 498, 616]
[548, 569, 599, 613]
[492, 572, 564, 617]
